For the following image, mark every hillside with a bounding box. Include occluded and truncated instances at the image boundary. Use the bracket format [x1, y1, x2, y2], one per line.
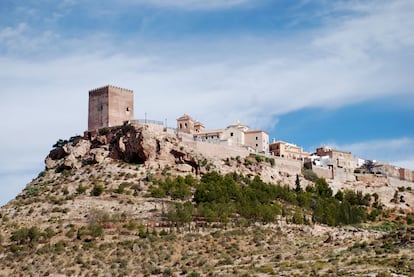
[0, 122, 413, 276]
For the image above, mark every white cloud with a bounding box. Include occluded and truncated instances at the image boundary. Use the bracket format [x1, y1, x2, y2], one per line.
[0, 23, 60, 55]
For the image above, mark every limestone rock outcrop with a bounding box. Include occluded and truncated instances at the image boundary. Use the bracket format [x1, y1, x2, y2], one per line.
[44, 123, 200, 174]
[109, 124, 156, 164]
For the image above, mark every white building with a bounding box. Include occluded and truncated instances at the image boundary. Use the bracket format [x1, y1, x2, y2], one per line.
[177, 115, 269, 153]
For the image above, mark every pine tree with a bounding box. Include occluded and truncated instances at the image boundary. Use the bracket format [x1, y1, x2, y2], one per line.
[295, 174, 302, 192]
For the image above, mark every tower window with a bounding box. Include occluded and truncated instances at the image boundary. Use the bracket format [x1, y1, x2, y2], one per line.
[126, 107, 130, 112]
[230, 132, 234, 137]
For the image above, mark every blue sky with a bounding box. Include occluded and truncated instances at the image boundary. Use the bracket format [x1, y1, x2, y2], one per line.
[1, 0, 413, 205]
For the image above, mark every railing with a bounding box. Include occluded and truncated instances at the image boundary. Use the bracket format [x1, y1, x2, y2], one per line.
[134, 119, 164, 126]
[130, 119, 178, 133]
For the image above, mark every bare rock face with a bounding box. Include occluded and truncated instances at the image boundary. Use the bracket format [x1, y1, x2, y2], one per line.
[90, 148, 108, 164]
[48, 147, 68, 161]
[44, 123, 201, 174]
[45, 139, 92, 171]
[71, 140, 91, 158]
[45, 156, 61, 170]
[109, 125, 156, 164]
[176, 163, 193, 173]
[63, 153, 82, 169]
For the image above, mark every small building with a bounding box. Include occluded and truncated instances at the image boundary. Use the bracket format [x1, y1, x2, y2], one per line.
[88, 85, 134, 131]
[383, 164, 400, 179]
[355, 157, 366, 168]
[194, 121, 250, 146]
[178, 115, 268, 153]
[194, 129, 224, 144]
[316, 146, 354, 169]
[399, 168, 412, 181]
[221, 121, 249, 146]
[244, 130, 269, 154]
[269, 141, 309, 160]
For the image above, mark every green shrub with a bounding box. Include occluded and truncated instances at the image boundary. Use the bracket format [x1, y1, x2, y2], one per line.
[258, 265, 274, 274]
[167, 202, 194, 226]
[76, 184, 87, 194]
[138, 225, 148, 238]
[28, 226, 41, 243]
[292, 208, 304, 225]
[244, 159, 253, 166]
[53, 139, 68, 148]
[124, 220, 138, 231]
[302, 168, 318, 182]
[10, 226, 41, 246]
[37, 171, 47, 178]
[54, 240, 66, 254]
[335, 190, 344, 201]
[114, 183, 127, 194]
[254, 154, 263, 162]
[315, 178, 332, 198]
[10, 227, 29, 245]
[89, 224, 104, 238]
[150, 176, 192, 200]
[91, 184, 104, 196]
[99, 127, 110, 136]
[407, 214, 413, 225]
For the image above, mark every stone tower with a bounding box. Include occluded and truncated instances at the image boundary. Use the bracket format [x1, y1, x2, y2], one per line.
[88, 85, 134, 131]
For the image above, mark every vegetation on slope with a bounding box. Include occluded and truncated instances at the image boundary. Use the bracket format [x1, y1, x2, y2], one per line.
[1, 159, 413, 276]
[149, 171, 384, 227]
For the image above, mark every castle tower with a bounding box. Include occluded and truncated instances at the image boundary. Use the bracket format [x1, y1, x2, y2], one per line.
[88, 85, 134, 130]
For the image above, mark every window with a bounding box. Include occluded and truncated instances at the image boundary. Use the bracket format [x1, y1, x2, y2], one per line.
[256, 144, 258, 147]
[185, 123, 188, 128]
[256, 136, 258, 140]
[180, 123, 183, 129]
[126, 107, 130, 112]
[230, 132, 234, 137]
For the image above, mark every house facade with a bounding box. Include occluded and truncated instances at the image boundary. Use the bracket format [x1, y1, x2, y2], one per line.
[269, 141, 309, 160]
[177, 115, 269, 153]
[316, 146, 355, 170]
[244, 130, 269, 153]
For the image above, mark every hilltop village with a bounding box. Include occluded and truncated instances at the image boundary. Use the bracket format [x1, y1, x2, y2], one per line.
[0, 84, 413, 276]
[87, 85, 414, 184]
